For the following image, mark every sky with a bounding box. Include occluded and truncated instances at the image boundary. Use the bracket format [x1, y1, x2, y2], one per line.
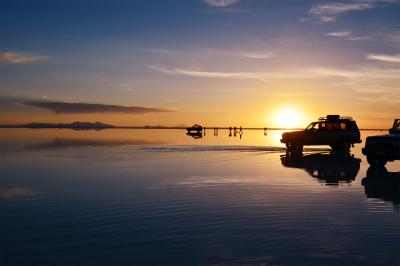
[1, 0, 399, 128]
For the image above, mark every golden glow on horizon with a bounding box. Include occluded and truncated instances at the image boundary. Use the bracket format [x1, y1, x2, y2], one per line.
[273, 107, 305, 129]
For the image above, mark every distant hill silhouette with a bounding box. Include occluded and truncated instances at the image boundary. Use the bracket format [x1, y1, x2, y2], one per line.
[0, 122, 188, 130]
[24, 121, 115, 130]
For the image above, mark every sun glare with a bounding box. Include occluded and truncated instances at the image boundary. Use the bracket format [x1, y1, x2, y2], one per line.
[273, 107, 304, 129]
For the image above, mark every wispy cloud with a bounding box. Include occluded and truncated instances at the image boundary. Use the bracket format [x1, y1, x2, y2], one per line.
[309, 0, 400, 23]
[150, 63, 400, 107]
[236, 52, 274, 59]
[147, 47, 274, 60]
[326, 31, 368, 40]
[204, 0, 240, 7]
[150, 64, 400, 81]
[326, 31, 352, 37]
[310, 2, 373, 16]
[366, 53, 400, 63]
[25, 100, 173, 114]
[149, 65, 259, 79]
[0, 52, 48, 64]
[346, 36, 369, 41]
[206, 49, 274, 59]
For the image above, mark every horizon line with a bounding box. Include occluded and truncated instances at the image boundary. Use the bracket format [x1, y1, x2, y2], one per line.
[0, 123, 390, 131]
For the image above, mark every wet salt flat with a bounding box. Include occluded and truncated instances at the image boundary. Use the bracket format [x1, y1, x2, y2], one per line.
[1, 129, 399, 266]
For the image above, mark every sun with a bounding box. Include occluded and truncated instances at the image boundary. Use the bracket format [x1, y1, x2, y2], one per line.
[273, 107, 304, 129]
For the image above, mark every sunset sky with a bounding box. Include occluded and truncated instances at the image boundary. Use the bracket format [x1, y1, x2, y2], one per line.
[1, 0, 399, 128]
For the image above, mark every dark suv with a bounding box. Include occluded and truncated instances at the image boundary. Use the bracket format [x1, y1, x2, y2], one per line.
[281, 115, 361, 153]
[362, 119, 400, 167]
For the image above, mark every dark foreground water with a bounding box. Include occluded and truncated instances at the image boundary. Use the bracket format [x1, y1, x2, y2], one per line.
[1, 129, 399, 266]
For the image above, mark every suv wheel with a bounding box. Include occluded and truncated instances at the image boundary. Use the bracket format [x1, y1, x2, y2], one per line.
[287, 141, 303, 154]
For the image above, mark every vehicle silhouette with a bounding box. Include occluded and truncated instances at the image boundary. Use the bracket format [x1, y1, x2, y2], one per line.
[281, 152, 361, 186]
[187, 124, 203, 134]
[281, 115, 361, 154]
[361, 167, 400, 206]
[362, 119, 400, 167]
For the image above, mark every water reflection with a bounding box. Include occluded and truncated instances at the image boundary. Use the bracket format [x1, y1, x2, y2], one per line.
[0, 188, 37, 200]
[362, 167, 400, 206]
[26, 137, 167, 149]
[186, 131, 203, 139]
[228, 127, 244, 138]
[186, 127, 244, 139]
[281, 152, 361, 185]
[2, 129, 400, 266]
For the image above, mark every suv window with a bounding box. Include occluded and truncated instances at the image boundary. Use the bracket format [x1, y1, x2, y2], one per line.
[333, 123, 340, 130]
[326, 122, 343, 130]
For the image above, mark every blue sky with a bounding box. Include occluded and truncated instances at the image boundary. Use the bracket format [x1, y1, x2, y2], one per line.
[1, 0, 400, 127]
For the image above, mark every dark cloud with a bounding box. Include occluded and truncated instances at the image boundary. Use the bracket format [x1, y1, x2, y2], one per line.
[0, 52, 47, 64]
[24, 101, 173, 114]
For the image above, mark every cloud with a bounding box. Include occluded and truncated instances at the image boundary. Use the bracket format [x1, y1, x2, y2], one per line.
[366, 53, 400, 63]
[147, 47, 274, 60]
[204, 0, 240, 7]
[24, 101, 173, 114]
[326, 31, 368, 41]
[310, 2, 373, 16]
[319, 16, 337, 22]
[326, 31, 352, 37]
[149, 65, 265, 79]
[309, 0, 400, 23]
[0, 52, 47, 64]
[150, 64, 400, 81]
[237, 52, 274, 59]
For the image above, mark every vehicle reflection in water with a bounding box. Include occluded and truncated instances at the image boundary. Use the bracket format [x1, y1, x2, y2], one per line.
[186, 131, 203, 139]
[362, 167, 400, 206]
[281, 152, 361, 185]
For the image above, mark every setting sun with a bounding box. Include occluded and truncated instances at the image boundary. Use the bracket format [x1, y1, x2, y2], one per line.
[273, 107, 305, 129]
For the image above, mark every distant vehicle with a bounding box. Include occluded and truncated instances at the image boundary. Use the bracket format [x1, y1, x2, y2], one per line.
[362, 119, 400, 167]
[281, 115, 361, 153]
[187, 124, 203, 133]
[281, 152, 361, 185]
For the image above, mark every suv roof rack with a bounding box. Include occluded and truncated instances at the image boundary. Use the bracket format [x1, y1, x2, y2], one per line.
[318, 115, 354, 121]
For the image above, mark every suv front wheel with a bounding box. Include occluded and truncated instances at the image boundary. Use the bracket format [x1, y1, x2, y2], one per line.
[286, 141, 303, 154]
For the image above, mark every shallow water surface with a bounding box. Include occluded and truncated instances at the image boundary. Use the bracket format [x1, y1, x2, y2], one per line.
[1, 129, 399, 265]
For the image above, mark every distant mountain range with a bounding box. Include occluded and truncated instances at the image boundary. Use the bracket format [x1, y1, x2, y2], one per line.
[0, 122, 189, 130]
[25, 121, 115, 129]
[0, 121, 114, 130]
